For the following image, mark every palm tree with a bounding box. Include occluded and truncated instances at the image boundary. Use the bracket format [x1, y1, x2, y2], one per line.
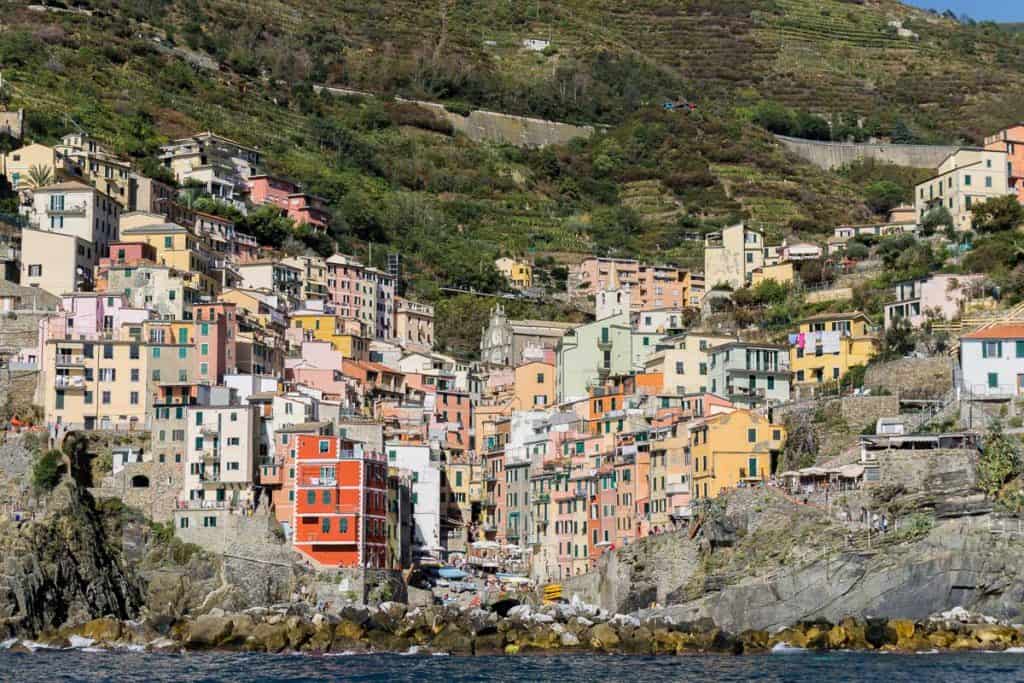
[23, 164, 54, 189]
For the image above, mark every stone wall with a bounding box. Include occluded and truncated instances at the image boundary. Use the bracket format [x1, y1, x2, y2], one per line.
[875, 448, 977, 492]
[775, 135, 955, 171]
[864, 356, 953, 398]
[316, 85, 595, 148]
[90, 461, 183, 523]
[840, 395, 901, 428]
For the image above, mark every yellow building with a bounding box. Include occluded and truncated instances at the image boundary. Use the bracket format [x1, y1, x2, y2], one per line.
[690, 409, 785, 500]
[120, 222, 220, 299]
[789, 312, 879, 385]
[290, 311, 368, 360]
[750, 262, 795, 287]
[495, 257, 533, 290]
[1, 143, 79, 190]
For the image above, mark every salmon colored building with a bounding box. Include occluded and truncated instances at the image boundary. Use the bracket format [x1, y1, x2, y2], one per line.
[984, 125, 1024, 201]
[291, 434, 389, 568]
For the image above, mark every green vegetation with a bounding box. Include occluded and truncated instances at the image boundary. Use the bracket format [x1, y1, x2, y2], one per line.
[31, 449, 64, 492]
[978, 421, 1023, 497]
[971, 195, 1024, 234]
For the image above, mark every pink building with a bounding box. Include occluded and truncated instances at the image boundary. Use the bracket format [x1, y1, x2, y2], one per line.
[884, 273, 984, 329]
[285, 194, 330, 232]
[326, 255, 366, 322]
[569, 257, 690, 310]
[247, 175, 298, 206]
[436, 390, 472, 454]
[96, 242, 157, 290]
[193, 302, 238, 384]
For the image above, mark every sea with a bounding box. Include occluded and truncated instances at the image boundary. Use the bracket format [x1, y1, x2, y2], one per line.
[2, 649, 1024, 682]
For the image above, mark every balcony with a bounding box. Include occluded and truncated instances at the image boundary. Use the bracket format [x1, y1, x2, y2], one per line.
[596, 365, 611, 378]
[298, 476, 338, 487]
[535, 493, 551, 504]
[55, 355, 85, 367]
[666, 482, 689, 496]
[47, 202, 87, 216]
[260, 466, 284, 486]
[54, 375, 85, 389]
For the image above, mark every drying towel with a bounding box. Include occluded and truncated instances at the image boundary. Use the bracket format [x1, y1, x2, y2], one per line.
[797, 333, 805, 349]
[788, 334, 799, 345]
[821, 331, 841, 354]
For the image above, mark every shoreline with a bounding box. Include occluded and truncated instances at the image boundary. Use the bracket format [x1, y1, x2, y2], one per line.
[4, 603, 1023, 658]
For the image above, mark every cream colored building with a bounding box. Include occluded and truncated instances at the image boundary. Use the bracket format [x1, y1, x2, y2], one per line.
[915, 148, 1012, 232]
[182, 404, 259, 506]
[703, 224, 764, 290]
[105, 264, 200, 320]
[55, 133, 136, 209]
[21, 180, 120, 258]
[1, 143, 79, 190]
[159, 131, 261, 202]
[283, 255, 329, 301]
[21, 229, 95, 295]
[44, 338, 149, 431]
[393, 297, 434, 352]
[643, 332, 736, 395]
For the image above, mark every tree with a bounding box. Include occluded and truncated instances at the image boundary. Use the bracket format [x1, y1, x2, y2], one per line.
[890, 120, 917, 144]
[845, 241, 869, 260]
[921, 206, 953, 236]
[882, 317, 915, 359]
[864, 180, 905, 215]
[23, 164, 53, 189]
[970, 195, 1024, 234]
[978, 420, 1022, 497]
[32, 449, 64, 492]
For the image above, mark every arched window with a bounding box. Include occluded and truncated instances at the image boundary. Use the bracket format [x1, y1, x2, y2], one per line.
[130, 475, 150, 489]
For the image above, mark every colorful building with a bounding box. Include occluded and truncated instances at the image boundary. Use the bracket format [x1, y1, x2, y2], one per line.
[291, 434, 388, 568]
[690, 409, 785, 500]
[789, 312, 879, 386]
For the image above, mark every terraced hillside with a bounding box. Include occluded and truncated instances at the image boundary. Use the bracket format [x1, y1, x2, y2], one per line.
[55, 0, 1024, 141]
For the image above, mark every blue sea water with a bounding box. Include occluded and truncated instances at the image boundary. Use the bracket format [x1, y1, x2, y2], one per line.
[2, 650, 1024, 682]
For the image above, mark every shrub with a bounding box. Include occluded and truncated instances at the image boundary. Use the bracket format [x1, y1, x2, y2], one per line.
[32, 449, 64, 492]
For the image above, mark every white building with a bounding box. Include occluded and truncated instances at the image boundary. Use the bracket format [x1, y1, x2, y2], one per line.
[385, 443, 441, 556]
[915, 148, 1012, 232]
[159, 131, 261, 202]
[958, 324, 1024, 398]
[182, 405, 259, 506]
[20, 180, 120, 258]
[20, 229, 94, 295]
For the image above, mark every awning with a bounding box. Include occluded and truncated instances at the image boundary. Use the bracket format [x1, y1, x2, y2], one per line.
[438, 568, 467, 580]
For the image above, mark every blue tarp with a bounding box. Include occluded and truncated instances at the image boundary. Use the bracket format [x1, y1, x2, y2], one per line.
[438, 568, 467, 580]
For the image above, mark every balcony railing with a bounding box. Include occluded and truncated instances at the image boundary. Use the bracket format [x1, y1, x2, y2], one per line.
[55, 355, 85, 367]
[54, 375, 85, 389]
[298, 476, 338, 487]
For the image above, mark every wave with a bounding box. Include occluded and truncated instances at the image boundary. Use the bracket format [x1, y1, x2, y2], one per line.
[771, 643, 808, 654]
[68, 636, 96, 649]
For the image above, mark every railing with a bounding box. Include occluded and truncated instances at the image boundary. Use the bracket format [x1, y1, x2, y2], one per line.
[298, 477, 338, 487]
[175, 500, 238, 511]
[55, 355, 85, 366]
[54, 375, 85, 389]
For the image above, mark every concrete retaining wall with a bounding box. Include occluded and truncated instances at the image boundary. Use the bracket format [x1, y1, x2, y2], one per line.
[876, 448, 977, 492]
[90, 462, 183, 523]
[775, 135, 956, 171]
[316, 85, 595, 148]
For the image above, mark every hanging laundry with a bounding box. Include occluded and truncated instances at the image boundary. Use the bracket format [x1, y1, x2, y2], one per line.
[788, 334, 799, 345]
[821, 331, 841, 354]
[797, 333, 806, 349]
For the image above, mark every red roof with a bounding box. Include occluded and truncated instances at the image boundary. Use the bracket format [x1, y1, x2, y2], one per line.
[962, 324, 1024, 340]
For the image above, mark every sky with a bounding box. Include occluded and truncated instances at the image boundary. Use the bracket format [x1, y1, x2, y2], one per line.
[906, 1, 1024, 22]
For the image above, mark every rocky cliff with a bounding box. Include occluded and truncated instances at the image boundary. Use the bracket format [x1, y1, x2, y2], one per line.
[0, 481, 302, 639]
[565, 480, 1024, 633]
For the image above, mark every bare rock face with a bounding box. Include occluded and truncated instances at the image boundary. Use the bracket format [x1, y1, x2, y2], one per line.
[0, 482, 145, 637]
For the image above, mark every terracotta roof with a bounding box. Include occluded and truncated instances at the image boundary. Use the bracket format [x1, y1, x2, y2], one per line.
[962, 324, 1024, 340]
[37, 180, 96, 191]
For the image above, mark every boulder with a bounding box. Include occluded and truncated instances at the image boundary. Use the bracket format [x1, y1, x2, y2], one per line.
[303, 622, 335, 653]
[184, 615, 234, 650]
[969, 624, 1020, 649]
[248, 621, 290, 652]
[474, 631, 505, 655]
[78, 617, 123, 644]
[865, 618, 896, 649]
[739, 629, 770, 652]
[430, 624, 474, 655]
[588, 622, 620, 651]
[560, 631, 580, 648]
[406, 587, 434, 610]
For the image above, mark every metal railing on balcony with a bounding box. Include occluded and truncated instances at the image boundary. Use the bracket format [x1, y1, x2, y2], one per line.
[54, 375, 85, 389]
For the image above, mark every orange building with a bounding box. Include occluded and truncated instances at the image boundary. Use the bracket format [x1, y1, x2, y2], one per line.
[512, 361, 556, 410]
[985, 125, 1024, 201]
[291, 434, 388, 568]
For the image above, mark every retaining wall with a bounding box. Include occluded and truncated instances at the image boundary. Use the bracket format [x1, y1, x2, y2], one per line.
[775, 135, 956, 171]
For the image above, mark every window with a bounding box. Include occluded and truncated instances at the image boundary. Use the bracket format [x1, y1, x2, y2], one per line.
[773, 429, 782, 441]
[200, 363, 208, 376]
[152, 370, 161, 381]
[699, 362, 707, 376]
[986, 176, 993, 188]
[164, 236, 173, 248]
[130, 391, 139, 405]
[99, 368, 116, 382]
[179, 517, 189, 529]
[101, 391, 111, 405]
[964, 175, 971, 186]
[321, 517, 331, 533]
[195, 437, 204, 450]
[84, 391, 93, 405]
[200, 343, 209, 355]
[1016, 341, 1024, 358]
[152, 347, 161, 359]
[307, 490, 316, 504]
[340, 518, 349, 533]
[534, 394, 547, 406]
[767, 376, 775, 390]
[103, 344, 113, 359]
[322, 490, 331, 504]
[536, 372, 545, 384]
[203, 516, 217, 528]
[319, 439, 330, 453]
[227, 437, 240, 446]
[27, 264, 42, 277]
[833, 368, 840, 380]
[201, 323, 210, 336]
[989, 372, 999, 389]
[129, 344, 139, 360]
[747, 428, 756, 443]
[983, 341, 1002, 358]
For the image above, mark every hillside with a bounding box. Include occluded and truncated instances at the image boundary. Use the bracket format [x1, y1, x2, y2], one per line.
[2, 0, 1023, 353]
